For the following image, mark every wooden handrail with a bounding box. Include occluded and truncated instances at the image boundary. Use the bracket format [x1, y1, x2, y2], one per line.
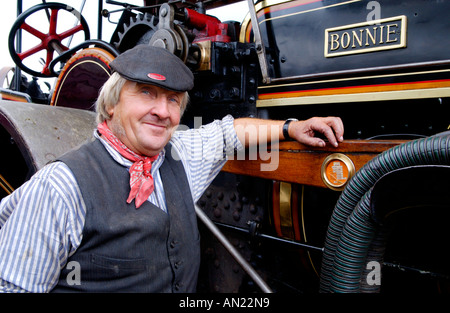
[222, 139, 407, 188]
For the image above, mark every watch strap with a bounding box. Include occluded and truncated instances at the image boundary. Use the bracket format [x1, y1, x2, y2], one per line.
[282, 118, 298, 140]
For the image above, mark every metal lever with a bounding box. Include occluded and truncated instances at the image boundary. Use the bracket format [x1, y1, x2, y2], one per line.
[195, 204, 273, 293]
[246, 0, 271, 84]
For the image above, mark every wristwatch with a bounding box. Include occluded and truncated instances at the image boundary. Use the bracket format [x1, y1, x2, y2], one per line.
[282, 118, 298, 140]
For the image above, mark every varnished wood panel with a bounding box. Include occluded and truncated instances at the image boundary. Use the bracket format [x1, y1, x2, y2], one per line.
[222, 140, 406, 188]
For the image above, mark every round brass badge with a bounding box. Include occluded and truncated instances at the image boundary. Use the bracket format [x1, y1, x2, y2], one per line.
[321, 153, 355, 191]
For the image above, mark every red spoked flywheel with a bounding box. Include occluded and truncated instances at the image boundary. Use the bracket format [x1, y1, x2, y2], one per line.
[8, 2, 90, 77]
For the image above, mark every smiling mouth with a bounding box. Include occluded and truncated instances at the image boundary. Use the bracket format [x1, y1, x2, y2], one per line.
[143, 122, 168, 131]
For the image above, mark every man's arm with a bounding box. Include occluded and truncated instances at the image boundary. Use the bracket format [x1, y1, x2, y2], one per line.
[233, 116, 344, 148]
[0, 162, 85, 292]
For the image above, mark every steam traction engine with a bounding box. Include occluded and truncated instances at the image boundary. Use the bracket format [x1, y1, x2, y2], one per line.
[1, 0, 450, 293]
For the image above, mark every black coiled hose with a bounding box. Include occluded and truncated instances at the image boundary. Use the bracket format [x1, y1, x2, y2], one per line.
[319, 131, 450, 293]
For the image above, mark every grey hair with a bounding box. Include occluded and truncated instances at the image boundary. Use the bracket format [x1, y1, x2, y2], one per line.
[95, 72, 190, 124]
[95, 72, 126, 124]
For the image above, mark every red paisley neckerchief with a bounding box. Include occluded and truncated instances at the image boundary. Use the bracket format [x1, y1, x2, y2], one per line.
[97, 121, 158, 208]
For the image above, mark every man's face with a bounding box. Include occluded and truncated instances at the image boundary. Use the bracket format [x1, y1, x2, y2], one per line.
[107, 81, 183, 156]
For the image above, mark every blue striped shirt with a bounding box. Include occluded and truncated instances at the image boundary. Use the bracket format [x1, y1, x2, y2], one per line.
[0, 115, 242, 292]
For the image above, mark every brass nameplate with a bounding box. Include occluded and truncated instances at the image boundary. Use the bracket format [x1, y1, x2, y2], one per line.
[325, 15, 407, 58]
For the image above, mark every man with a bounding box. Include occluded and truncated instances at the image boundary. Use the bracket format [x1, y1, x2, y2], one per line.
[0, 45, 343, 292]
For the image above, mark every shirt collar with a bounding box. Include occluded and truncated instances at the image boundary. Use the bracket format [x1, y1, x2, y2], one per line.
[93, 130, 165, 173]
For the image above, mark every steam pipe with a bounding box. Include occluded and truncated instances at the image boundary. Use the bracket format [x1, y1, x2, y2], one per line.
[319, 131, 450, 292]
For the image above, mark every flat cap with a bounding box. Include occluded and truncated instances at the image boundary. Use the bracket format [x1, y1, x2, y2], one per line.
[110, 45, 194, 92]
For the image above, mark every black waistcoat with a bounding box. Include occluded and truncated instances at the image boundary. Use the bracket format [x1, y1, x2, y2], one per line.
[52, 139, 200, 292]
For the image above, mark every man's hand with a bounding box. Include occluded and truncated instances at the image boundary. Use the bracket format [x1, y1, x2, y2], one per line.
[288, 116, 344, 148]
[234, 116, 344, 148]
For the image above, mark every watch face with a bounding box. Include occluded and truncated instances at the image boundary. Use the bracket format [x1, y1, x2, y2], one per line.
[321, 153, 355, 191]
